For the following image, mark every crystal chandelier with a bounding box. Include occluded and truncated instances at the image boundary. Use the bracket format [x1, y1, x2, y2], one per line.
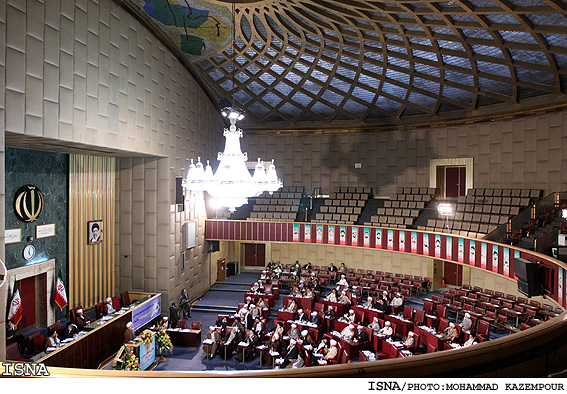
[182, 107, 282, 212]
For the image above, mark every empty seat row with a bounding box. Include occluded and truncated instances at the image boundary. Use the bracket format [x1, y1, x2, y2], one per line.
[315, 213, 359, 222]
[383, 200, 426, 209]
[320, 206, 362, 214]
[370, 216, 414, 226]
[378, 208, 420, 217]
[390, 194, 431, 202]
[255, 198, 300, 205]
[324, 199, 367, 207]
[328, 192, 370, 200]
[335, 186, 373, 194]
[253, 204, 295, 212]
[249, 212, 297, 220]
[460, 196, 531, 207]
[467, 188, 541, 199]
[396, 187, 436, 195]
[456, 204, 522, 216]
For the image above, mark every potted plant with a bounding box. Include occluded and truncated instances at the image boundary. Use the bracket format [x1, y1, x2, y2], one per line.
[113, 345, 140, 371]
[154, 325, 174, 362]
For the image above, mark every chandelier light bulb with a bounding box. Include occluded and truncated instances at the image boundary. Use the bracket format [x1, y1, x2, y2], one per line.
[183, 109, 282, 212]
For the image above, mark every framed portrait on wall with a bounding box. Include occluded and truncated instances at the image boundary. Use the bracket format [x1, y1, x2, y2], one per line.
[88, 220, 103, 244]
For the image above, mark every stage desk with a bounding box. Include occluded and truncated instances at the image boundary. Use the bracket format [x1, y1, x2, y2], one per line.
[31, 292, 161, 369]
[166, 328, 202, 348]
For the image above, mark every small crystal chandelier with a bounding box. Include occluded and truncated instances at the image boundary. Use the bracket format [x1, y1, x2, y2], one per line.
[182, 107, 282, 212]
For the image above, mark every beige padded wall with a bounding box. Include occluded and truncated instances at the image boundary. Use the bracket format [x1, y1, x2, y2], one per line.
[0, 0, 6, 362]
[1, 0, 224, 315]
[243, 111, 567, 196]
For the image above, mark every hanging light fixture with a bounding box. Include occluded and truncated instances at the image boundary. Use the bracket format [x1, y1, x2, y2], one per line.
[182, 3, 282, 212]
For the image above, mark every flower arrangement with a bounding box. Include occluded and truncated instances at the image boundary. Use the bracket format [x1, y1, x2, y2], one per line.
[114, 345, 140, 371]
[154, 325, 174, 356]
[137, 329, 154, 344]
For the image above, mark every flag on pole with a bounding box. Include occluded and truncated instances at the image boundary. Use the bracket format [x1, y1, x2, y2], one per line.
[8, 280, 22, 327]
[54, 269, 68, 310]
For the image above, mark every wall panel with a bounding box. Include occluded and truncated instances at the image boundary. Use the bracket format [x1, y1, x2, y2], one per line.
[69, 154, 115, 308]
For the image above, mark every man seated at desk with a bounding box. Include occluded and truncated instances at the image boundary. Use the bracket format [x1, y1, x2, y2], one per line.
[310, 311, 322, 326]
[303, 287, 314, 298]
[353, 325, 368, 345]
[376, 321, 393, 337]
[391, 293, 404, 310]
[294, 309, 309, 322]
[463, 330, 478, 347]
[323, 339, 339, 362]
[287, 323, 300, 339]
[362, 296, 375, 309]
[74, 308, 91, 329]
[461, 312, 473, 332]
[324, 306, 336, 320]
[203, 326, 221, 359]
[441, 322, 459, 343]
[326, 289, 338, 303]
[60, 322, 79, 340]
[281, 339, 300, 368]
[312, 279, 321, 293]
[314, 337, 329, 356]
[368, 317, 381, 334]
[299, 329, 316, 346]
[221, 326, 242, 358]
[342, 309, 358, 324]
[286, 299, 299, 313]
[216, 316, 228, 331]
[401, 331, 415, 351]
[340, 323, 355, 340]
[250, 304, 260, 319]
[351, 285, 362, 299]
[256, 297, 268, 309]
[236, 330, 260, 362]
[104, 297, 116, 315]
[375, 298, 390, 314]
[252, 317, 264, 336]
[337, 274, 349, 287]
[339, 290, 351, 305]
[285, 349, 306, 369]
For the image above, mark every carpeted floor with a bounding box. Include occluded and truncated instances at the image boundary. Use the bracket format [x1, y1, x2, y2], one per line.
[105, 271, 510, 371]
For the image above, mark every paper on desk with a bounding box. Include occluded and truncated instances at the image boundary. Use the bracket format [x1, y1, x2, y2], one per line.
[203, 339, 214, 345]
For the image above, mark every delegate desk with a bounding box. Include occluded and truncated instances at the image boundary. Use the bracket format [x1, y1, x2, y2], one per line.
[329, 332, 359, 361]
[414, 325, 448, 351]
[381, 339, 412, 359]
[385, 315, 414, 337]
[352, 305, 385, 324]
[283, 296, 314, 312]
[165, 328, 201, 348]
[32, 292, 161, 369]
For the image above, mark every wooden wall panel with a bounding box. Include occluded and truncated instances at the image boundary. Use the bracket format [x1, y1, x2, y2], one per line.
[69, 154, 115, 309]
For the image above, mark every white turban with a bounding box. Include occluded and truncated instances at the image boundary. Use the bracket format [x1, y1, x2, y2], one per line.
[163, 316, 168, 320]
[349, 324, 354, 329]
[209, 326, 215, 330]
[298, 309, 303, 314]
[330, 339, 337, 346]
[126, 322, 133, 328]
[373, 317, 378, 323]
[357, 325, 363, 330]
[301, 330, 308, 336]
[77, 309, 83, 314]
[311, 311, 317, 316]
[408, 331, 414, 337]
[385, 321, 391, 326]
[106, 297, 112, 303]
[349, 310, 354, 314]
[449, 322, 455, 327]
[290, 339, 297, 345]
[368, 296, 373, 301]
[465, 312, 471, 318]
[291, 323, 297, 328]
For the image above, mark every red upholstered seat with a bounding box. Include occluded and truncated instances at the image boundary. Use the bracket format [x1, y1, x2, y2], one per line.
[191, 322, 202, 331]
[112, 296, 121, 310]
[6, 343, 27, 361]
[177, 321, 187, 329]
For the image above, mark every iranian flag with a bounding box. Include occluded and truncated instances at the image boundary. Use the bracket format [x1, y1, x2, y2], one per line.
[8, 280, 22, 327]
[54, 270, 68, 310]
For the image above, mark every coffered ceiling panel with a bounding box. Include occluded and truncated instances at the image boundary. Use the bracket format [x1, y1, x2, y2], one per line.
[124, 0, 567, 131]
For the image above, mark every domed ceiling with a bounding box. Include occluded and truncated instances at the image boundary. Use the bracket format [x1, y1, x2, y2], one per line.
[124, 0, 567, 131]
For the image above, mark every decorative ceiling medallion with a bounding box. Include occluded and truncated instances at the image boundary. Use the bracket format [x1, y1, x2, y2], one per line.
[14, 185, 44, 223]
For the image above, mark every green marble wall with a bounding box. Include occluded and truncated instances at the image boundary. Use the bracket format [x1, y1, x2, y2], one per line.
[5, 148, 68, 321]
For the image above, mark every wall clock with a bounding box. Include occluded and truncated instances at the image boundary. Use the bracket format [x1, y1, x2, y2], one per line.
[23, 244, 36, 261]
